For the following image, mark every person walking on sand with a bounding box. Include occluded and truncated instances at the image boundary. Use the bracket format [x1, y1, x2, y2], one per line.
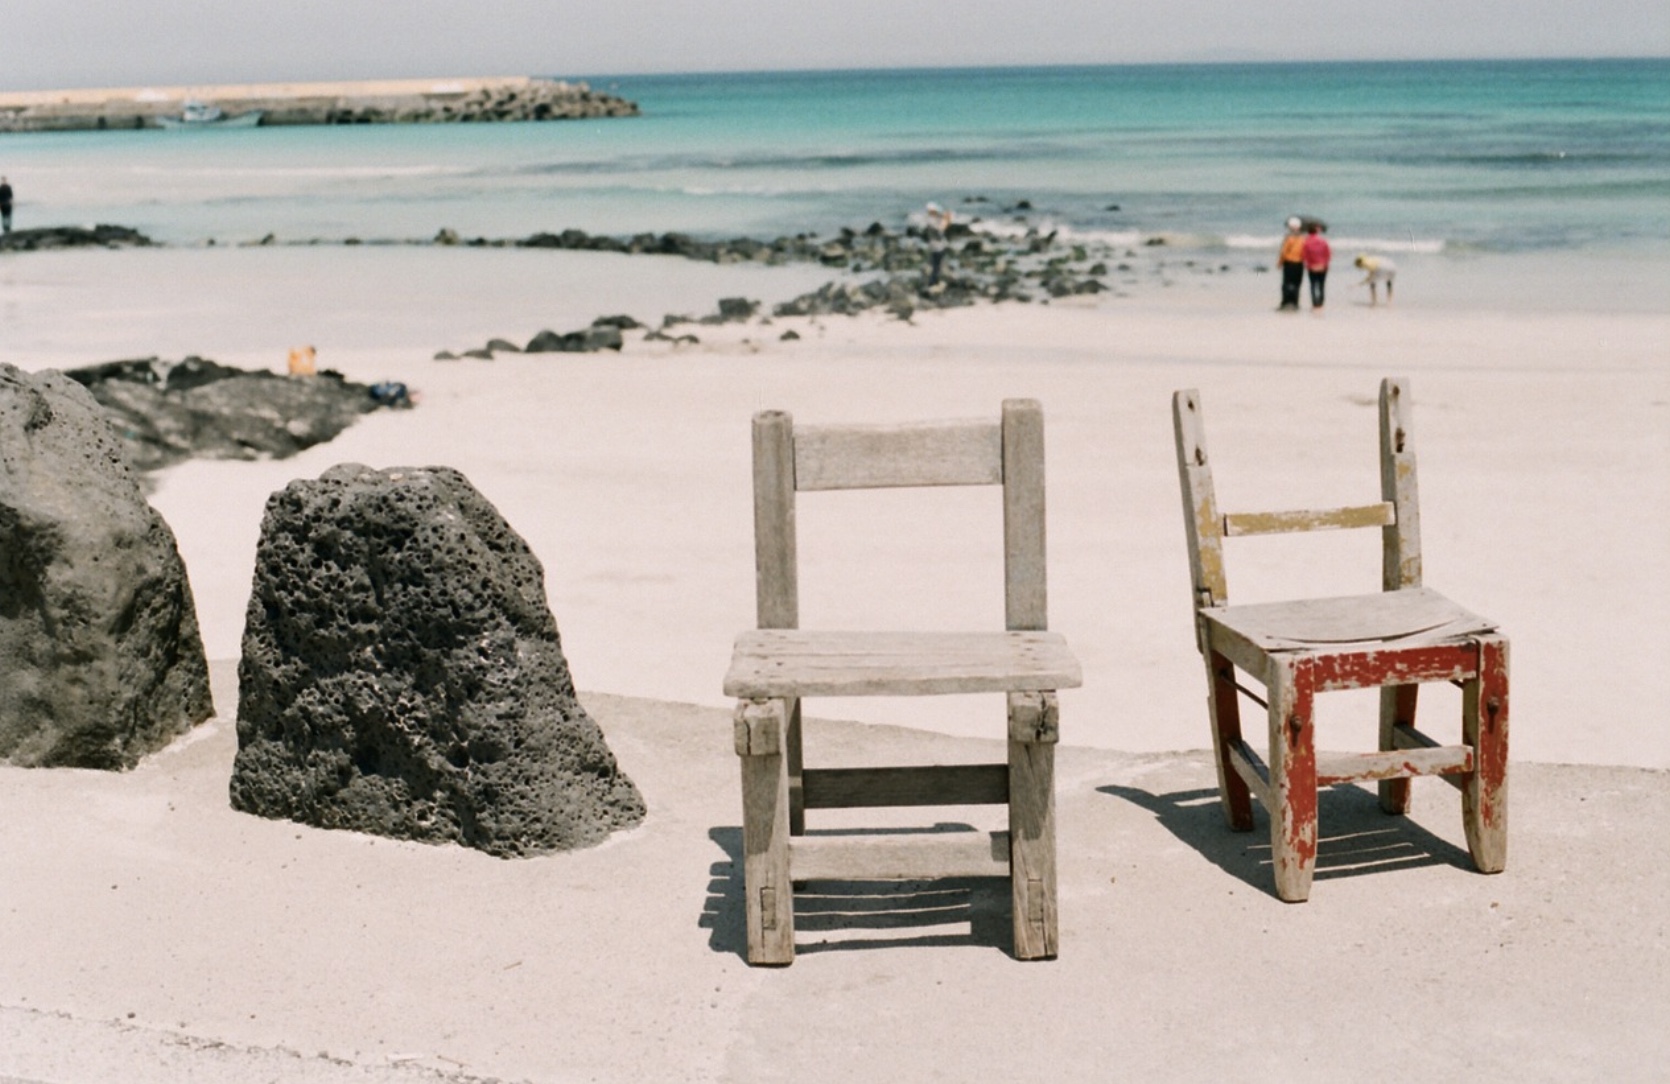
[0, 177, 13, 234]
[924, 202, 952, 289]
[1276, 217, 1304, 310]
[1303, 222, 1331, 311]
[1355, 253, 1397, 306]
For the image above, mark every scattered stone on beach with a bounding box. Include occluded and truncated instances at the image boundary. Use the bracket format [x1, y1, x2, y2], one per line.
[0, 364, 213, 769]
[62, 356, 388, 473]
[230, 463, 646, 856]
[522, 324, 624, 354]
[0, 224, 153, 252]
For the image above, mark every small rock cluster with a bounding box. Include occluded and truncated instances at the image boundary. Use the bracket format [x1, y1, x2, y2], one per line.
[63, 356, 387, 473]
[0, 364, 213, 768]
[434, 316, 640, 360]
[230, 464, 645, 856]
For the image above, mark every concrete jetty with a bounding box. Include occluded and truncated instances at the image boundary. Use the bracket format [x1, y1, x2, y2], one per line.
[0, 76, 638, 132]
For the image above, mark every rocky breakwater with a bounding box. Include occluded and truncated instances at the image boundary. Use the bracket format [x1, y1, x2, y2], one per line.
[0, 76, 637, 132]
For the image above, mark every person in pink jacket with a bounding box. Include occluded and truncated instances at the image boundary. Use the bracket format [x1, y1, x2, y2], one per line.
[1302, 223, 1331, 311]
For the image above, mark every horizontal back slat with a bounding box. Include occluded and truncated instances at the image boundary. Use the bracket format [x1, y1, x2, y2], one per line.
[794, 419, 1002, 491]
[1222, 501, 1395, 537]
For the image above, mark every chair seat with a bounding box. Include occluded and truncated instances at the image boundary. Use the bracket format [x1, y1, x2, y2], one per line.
[723, 629, 1082, 698]
[1203, 586, 1495, 654]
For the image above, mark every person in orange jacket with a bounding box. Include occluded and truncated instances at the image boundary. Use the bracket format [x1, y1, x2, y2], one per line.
[1276, 216, 1305, 310]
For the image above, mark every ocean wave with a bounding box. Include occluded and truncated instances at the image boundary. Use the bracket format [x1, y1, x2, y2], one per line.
[123, 164, 469, 180]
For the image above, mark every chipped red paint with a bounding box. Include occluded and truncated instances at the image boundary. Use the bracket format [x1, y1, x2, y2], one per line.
[1463, 635, 1510, 872]
[1208, 651, 1255, 830]
[1272, 659, 1318, 899]
[1311, 643, 1476, 691]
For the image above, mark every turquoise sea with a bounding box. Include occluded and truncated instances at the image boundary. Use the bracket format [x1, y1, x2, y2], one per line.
[2, 59, 1667, 303]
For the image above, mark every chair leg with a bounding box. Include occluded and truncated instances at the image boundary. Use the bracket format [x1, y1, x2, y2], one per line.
[1378, 684, 1419, 815]
[1008, 692, 1059, 960]
[736, 699, 794, 965]
[1462, 636, 1509, 874]
[1206, 651, 1255, 830]
[1267, 658, 1318, 902]
[786, 696, 805, 836]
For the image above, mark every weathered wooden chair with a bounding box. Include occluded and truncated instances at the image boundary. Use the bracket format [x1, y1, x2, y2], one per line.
[1172, 378, 1508, 902]
[723, 400, 1081, 964]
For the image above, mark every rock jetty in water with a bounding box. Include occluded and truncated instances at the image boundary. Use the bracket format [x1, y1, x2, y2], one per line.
[0, 76, 637, 132]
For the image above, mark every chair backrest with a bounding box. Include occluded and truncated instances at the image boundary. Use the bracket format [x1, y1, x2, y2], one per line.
[1172, 377, 1421, 643]
[752, 399, 1047, 632]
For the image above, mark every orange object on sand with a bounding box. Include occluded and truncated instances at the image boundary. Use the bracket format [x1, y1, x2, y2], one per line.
[287, 345, 317, 376]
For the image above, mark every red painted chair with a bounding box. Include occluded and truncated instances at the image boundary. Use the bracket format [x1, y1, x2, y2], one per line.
[1171, 378, 1508, 901]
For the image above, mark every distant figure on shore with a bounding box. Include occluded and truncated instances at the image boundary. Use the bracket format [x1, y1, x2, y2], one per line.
[1277, 217, 1304, 310]
[924, 202, 952, 288]
[1303, 223, 1331, 311]
[1355, 254, 1397, 306]
[0, 176, 13, 234]
[287, 345, 317, 376]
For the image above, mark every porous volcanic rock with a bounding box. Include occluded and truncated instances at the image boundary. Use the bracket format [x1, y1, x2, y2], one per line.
[63, 356, 382, 472]
[230, 464, 645, 856]
[0, 364, 213, 768]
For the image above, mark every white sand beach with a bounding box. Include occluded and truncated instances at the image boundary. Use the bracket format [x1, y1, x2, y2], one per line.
[2, 245, 1668, 1081]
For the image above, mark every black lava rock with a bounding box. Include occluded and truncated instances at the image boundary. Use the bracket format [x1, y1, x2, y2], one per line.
[0, 364, 213, 768]
[230, 464, 645, 856]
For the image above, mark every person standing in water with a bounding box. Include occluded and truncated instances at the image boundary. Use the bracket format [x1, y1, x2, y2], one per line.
[0, 177, 13, 234]
[1276, 217, 1305, 310]
[1302, 222, 1331, 311]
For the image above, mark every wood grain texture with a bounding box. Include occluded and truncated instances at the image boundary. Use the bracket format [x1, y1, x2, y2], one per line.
[752, 410, 799, 630]
[1379, 377, 1423, 591]
[792, 419, 1002, 491]
[1314, 745, 1474, 786]
[724, 629, 1082, 698]
[739, 698, 794, 965]
[1223, 502, 1395, 537]
[1172, 389, 1229, 650]
[1008, 730, 1057, 959]
[1001, 398, 1048, 632]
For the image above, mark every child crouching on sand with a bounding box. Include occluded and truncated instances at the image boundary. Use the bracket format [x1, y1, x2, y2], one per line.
[1355, 254, 1396, 306]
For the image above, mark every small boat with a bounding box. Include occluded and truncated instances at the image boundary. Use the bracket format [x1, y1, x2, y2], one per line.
[157, 100, 263, 129]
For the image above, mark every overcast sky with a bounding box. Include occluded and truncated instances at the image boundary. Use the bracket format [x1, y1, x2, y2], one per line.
[7, 0, 1667, 90]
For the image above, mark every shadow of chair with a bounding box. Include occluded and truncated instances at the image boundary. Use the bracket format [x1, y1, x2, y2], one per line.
[700, 825, 1008, 958]
[1098, 782, 1475, 898]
